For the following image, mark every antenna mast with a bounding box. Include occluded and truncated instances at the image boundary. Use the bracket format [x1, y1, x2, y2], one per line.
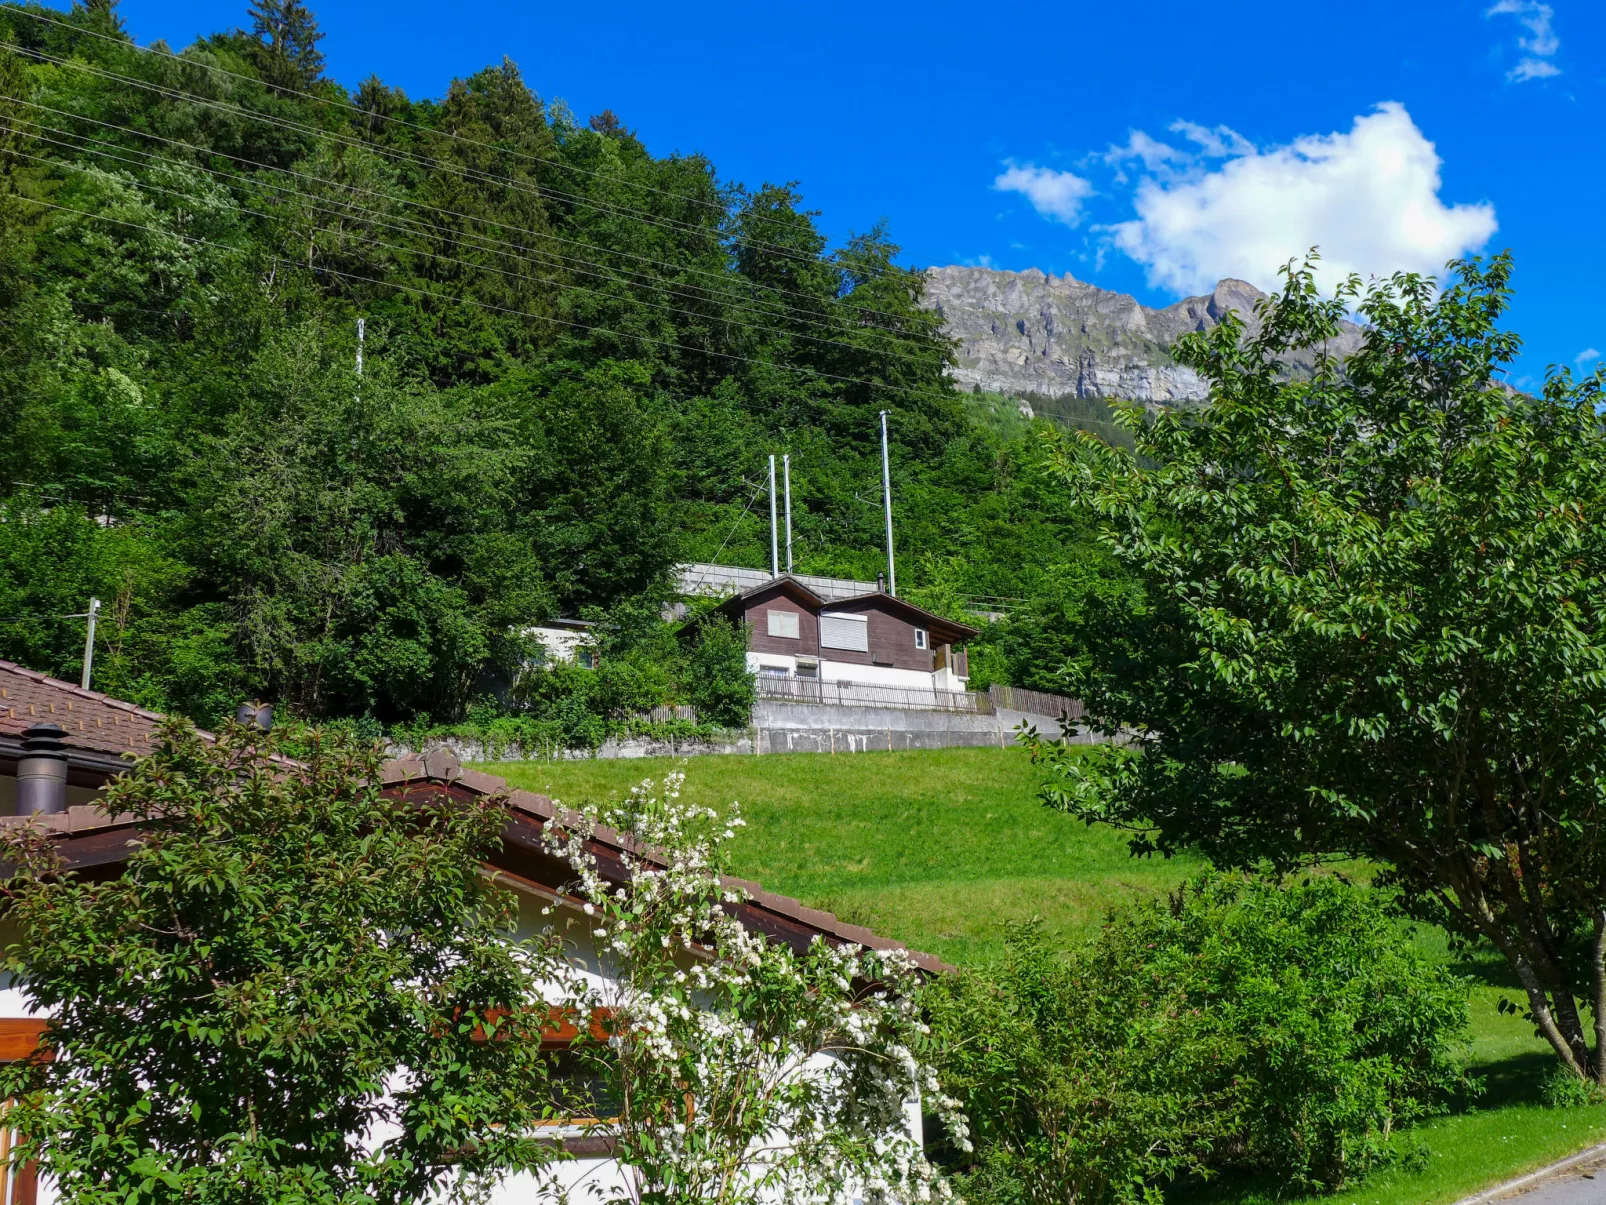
[879, 411, 896, 596]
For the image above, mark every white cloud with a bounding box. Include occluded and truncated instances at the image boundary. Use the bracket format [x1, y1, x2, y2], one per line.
[1168, 120, 1254, 159]
[1577, 348, 1600, 366]
[1103, 130, 1187, 174]
[1107, 103, 1497, 297]
[1487, 1, 1561, 82]
[994, 162, 1094, 227]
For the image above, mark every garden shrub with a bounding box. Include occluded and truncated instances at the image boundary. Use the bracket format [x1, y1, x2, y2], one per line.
[926, 875, 1471, 1204]
[685, 616, 755, 729]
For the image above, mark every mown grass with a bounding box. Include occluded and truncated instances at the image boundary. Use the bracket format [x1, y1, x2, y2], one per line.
[492, 746, 1198, 966]
[487, 747, 1606, 1203]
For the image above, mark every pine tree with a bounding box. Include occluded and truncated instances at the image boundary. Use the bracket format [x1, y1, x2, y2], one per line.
[246, 0, 325, 89]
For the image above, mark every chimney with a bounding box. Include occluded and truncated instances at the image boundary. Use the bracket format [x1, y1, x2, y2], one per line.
[876, 572, 886, 593]
[235, 702, 274, 732]
[17, 722, 68, 817]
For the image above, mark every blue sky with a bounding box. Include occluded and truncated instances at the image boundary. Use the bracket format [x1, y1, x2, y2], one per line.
[118, 0, 1603, 384]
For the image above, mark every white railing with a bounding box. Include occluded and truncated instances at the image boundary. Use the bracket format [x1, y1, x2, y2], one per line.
[755, 677, 995, 714]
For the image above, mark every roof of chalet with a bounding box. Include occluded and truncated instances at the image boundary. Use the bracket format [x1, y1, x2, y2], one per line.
[0, 663, 950, 974]
[700, 575, 981, 644]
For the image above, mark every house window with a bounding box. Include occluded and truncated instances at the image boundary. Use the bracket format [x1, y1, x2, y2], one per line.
[767, 610, 800, 639]
[576, 648, 597, 670]
[914, 629, 928, 650]
[819, 613, 869, 652]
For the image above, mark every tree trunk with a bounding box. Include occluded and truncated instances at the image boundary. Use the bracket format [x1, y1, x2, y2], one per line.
[1592, 908, 1606, 1085]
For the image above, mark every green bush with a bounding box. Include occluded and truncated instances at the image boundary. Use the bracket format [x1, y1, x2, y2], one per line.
[685, 617, 755, 729]
[926, 875, 1471, 1204]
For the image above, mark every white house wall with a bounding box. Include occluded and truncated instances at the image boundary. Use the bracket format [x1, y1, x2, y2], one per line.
[748, 651, 957, 694]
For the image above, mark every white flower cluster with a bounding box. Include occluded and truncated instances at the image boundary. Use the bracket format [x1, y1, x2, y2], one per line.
[539, 771, 968, 1204]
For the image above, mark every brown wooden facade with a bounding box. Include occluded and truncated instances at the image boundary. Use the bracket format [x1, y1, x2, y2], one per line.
[704, 577, 978, 676]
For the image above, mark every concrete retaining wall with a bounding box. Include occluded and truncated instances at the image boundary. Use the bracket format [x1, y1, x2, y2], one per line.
[748, 701, 1094, 755]
[401, 703, 1100, 764]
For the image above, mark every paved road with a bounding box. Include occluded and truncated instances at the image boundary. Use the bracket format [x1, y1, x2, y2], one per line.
[1487, 1152, 1606, 1204]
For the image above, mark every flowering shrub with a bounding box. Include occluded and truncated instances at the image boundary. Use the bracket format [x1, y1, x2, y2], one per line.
[541, 772, 967, 1204]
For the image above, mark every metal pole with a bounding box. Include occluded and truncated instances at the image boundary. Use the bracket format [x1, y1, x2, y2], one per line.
[768, 455, 779, 578]
[81, 596, 100, 690]
[782, 453, 793, 574]
[879, 411, 896, 596]
[356, 316, 365, 377]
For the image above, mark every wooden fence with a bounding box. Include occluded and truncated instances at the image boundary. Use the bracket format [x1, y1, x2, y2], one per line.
[987, 684, 1086, 721]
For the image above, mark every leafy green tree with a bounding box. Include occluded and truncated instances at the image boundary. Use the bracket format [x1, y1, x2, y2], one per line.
[0, 721, 561, 1205]
[1032, 253, 1606, 1082]
[685, 616, 755, 729]
[195, 323, 551, 721]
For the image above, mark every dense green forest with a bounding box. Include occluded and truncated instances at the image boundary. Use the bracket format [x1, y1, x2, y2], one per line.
[0, 0, 1112, 726]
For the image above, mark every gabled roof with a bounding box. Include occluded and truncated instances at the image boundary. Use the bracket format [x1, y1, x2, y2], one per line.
[823, 592, 981, 644]
[680, 575, 826, 637]
[695, 576, 980, 644]
[0, 669, 951, 974]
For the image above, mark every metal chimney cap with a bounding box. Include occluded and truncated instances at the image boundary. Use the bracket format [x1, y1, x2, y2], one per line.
[21, 722, 68, 758]
[235, 702, 274, 732]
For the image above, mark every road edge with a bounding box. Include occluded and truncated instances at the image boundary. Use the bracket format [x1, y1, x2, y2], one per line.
[1452, 1139, 1606, 1205]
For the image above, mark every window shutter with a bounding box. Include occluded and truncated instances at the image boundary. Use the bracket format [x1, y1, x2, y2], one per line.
[819, 613, 869, 652]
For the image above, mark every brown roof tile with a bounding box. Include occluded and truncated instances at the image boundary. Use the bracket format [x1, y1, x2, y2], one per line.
[0, 660, 176, 757]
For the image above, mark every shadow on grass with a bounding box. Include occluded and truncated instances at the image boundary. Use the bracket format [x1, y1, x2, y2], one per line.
[1451, 946, 1524, 990]
[1166, 1046, 1557, 1205]
[1474, 1050, 1554, 1109]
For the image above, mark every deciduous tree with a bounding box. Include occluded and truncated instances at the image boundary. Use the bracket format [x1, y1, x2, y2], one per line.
[1034, 253, 1606, 1082]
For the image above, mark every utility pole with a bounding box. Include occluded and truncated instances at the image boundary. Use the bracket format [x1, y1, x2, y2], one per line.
[356, 316, 365, 377]
[80, 596, 100, 690]
[782, 453, 794, 574]
[879, 411, 896, 596]
[768, 454, 779, 578]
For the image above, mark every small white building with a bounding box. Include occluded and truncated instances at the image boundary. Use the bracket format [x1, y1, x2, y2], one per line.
[522, 618, 599, 669]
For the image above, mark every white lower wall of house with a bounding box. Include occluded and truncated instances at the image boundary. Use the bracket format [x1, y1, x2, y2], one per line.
[748, 651, 798, 675]
[818, 660, 939, 691]
[750, 652, 968, 696]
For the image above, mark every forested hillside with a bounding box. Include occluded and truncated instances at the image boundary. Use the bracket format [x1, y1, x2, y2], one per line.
[0, 0, 1109, 726]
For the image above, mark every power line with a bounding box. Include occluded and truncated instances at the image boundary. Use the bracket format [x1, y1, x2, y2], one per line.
[11, 124, 945, 370]
[0, 32, 909, 288]
[685, 477, 770, 590]
[3, 4, 853, 254]
[10, 193, 947, 402]
[5, 94, 932, 344]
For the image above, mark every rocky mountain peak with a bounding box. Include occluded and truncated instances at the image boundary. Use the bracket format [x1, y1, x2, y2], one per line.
[921, 265, 1360, 404]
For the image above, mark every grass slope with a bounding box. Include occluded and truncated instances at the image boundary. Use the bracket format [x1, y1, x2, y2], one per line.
[489, 747, 1605, 1203]
[493, 746, 1197, 966]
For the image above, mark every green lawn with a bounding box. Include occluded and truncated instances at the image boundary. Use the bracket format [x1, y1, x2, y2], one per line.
[487, 747, 1605, 1203]
[492, 746, 1198, 966]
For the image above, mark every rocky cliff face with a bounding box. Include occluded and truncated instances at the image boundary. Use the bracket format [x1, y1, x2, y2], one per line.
[922, 265, 1362, 404]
